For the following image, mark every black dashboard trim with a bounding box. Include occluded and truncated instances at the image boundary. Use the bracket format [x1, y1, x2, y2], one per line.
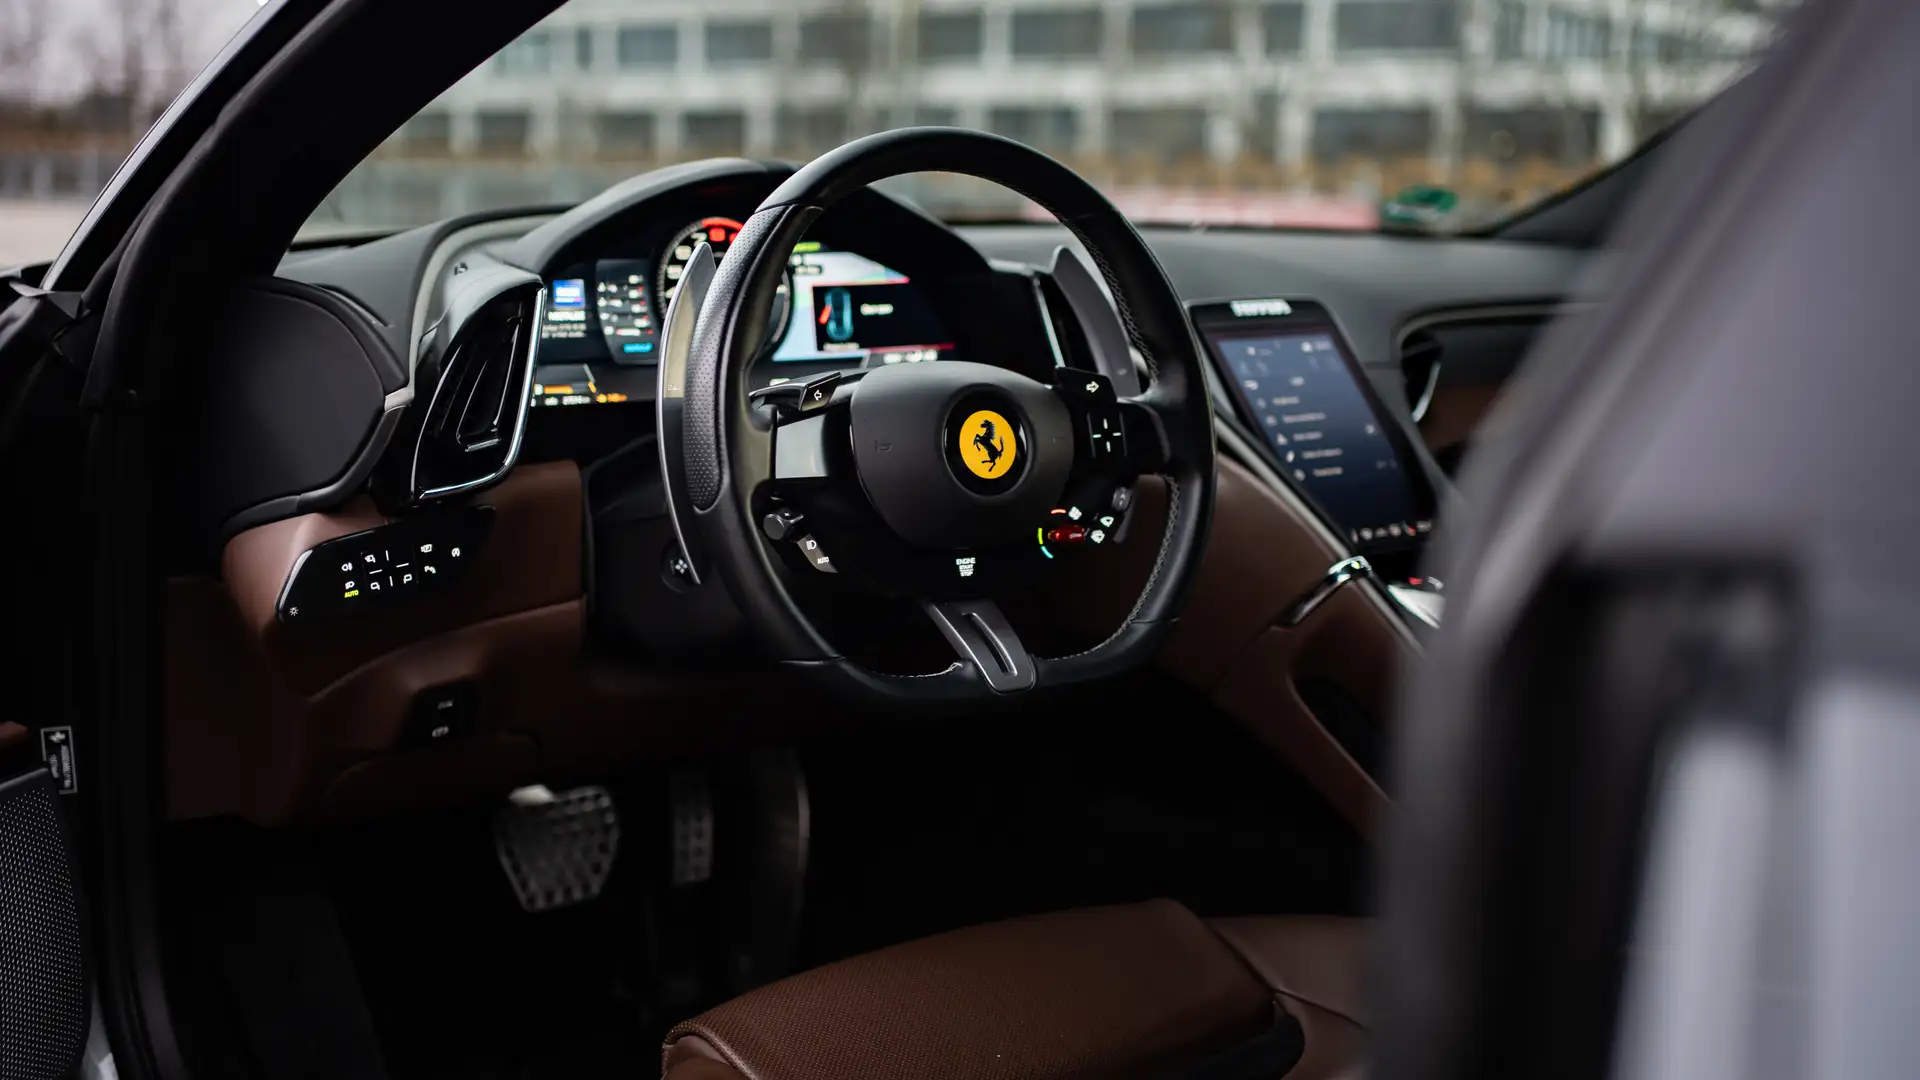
[500, 158, 786, 277]
[218, 405, 404, 542]
[1391, 301, 1594, 422]
[193, 276, 404, 549]
[280, 206, 566, 386]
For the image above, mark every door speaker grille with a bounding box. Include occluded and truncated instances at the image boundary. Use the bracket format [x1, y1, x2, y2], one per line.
[0, 769, 88, 1080]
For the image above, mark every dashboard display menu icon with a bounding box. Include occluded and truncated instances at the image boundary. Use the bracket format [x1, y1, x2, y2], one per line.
[551, 279, 586, 309]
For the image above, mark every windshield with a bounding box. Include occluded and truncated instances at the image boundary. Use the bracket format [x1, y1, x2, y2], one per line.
[0, 1, 1792, 267]
[308, 0, 1787, 236]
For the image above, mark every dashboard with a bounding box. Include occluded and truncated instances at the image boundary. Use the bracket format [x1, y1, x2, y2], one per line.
[245, 163, 1593, 584]
[246, 161, 1590, 592]
[494, 190, 1452, 589]
[168, 155, 1596, 829]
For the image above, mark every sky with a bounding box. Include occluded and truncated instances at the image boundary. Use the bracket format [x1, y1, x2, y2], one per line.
[10, 0, 261, 102]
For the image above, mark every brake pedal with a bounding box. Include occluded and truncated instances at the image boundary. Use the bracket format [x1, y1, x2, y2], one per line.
[493, 785, 621, 912]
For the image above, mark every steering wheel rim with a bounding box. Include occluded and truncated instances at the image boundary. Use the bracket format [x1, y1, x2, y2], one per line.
[679, 128, 1214, 703]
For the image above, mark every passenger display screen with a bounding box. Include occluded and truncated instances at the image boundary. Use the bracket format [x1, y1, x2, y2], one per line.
[1205, 322, 1434, 549]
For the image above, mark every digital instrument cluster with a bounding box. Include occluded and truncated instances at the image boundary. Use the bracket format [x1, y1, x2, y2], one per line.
[531, 217, 954, 409]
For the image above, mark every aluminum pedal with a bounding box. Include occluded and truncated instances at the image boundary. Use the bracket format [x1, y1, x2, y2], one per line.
[493, 784, 621, 912]
[669, 767, 714, 887]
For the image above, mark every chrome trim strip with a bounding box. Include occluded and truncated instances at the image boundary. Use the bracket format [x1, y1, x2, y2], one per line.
[1215, 422, 1424, 651]
[1281, 556, 1374, 628]
[412, 285, 544, 501]
[1409, 346, 1444, 424]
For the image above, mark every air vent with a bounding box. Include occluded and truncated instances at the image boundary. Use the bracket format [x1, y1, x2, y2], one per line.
[410, 281, 543, 502]
[1400, 329, 1444, 423]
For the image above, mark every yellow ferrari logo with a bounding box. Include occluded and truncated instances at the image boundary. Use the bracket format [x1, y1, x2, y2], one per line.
[958, 409, 1016, 479]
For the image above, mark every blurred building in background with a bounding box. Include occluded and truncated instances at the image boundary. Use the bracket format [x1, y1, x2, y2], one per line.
[0, 0, 1786, 260]
[322, 0, 1778, 230]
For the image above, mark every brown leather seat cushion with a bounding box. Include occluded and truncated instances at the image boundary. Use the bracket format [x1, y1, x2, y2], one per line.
[664, 1056, 747, 1080]
[1209, 916, 1369, 1080]
[662, 899, 1274, 1080]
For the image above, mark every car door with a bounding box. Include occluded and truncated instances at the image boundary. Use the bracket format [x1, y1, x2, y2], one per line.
[1371, 2, 1920, 1079]
[0, 272, 98, 1078]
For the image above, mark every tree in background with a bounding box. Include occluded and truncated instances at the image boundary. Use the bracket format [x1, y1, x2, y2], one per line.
[0, 0, 49, 102]
[77, 0, 194, 135]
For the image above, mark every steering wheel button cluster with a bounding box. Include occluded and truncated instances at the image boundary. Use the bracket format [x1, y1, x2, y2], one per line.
[1050, 367, 1129, 461]
[1088, 412, 1127, 460]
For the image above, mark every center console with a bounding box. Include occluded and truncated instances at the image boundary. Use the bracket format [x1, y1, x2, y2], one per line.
[1191, 298, 1442, 623]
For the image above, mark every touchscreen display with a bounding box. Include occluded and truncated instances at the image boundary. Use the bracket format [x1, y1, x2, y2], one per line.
[1209, 328, 1433, 546]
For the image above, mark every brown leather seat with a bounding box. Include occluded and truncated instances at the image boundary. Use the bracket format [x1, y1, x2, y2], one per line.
[660, 900, 1367, 1080]
[1210, 916, 1369, 1080]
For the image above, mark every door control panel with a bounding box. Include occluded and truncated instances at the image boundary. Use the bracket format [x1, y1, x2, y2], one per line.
[276, 506, 495, 623]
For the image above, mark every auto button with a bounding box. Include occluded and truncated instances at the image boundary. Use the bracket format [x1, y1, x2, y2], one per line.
[795, 534, 836, 573]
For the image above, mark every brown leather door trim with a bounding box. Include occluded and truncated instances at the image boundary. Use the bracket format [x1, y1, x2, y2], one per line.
[220, 461, 584, 696]
[172, 463, 590, 824]
[1027, 442, 1410, 839]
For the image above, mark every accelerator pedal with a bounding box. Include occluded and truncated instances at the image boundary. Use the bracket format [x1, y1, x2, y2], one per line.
[669, 766, 715, 887]
[493, 784, 621, 912]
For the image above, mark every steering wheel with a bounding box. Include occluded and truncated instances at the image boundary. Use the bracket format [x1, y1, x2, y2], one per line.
[669, 128, 1214, 703]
